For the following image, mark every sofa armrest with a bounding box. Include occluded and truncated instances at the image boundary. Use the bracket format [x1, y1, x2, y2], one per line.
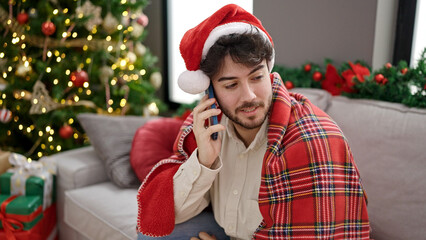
[42, 146, 108, 240]
[51, 146, 108, 190]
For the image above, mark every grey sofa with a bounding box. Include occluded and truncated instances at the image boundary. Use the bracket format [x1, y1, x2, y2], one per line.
[44, 88, 426, 240]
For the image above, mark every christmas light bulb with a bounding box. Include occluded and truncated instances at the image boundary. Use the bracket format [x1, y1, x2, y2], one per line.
[73, 133, 78, 139]
[50, 129, 54, 135]
[65, 69, 71, 75]
[0, 52, 4, 58]
[21, 44, 26, 49]
[19, 124, 24, 130]
[83, 45, 88, 51]
[111, 79, 117, 85]
[24, 61, 29, 67]
[57, 145, 61, 151]
[46, 126, 51, 132]
[68, 118, 74, 124]
[117, 25, 123, 30]
[7, 131, 11, 136]
[122, 11, 128, 16]
[42, 108, 46, 113]
[20, 35, 26, 40]
[26, 127, 31, 133]
[120, 99, 126, 107]
[87, 35, 93, 41]
[86, 89, 91, 95]
[46, 67, 52, 73]
[38, 152, 43, 158]
[120, 44, 126, 50]
[108, 99, 114, 105]
[56, 57, 61, 62]
[83, 82, 89, 88]
[106, 36, 111, 41]
[53, 9, 59, 15]
[41, 144, 46, 149]
[86, 58, 91, 64]
[39, 131, 43, 137]
[8, 66, 12, 72]
[68, 81, 73, 87]
[140, 69, 146, 75]
[2, 73, 7, 78]
[62, 32, 68, 38]
[108, 107, 113, 113]
[48, 136, 53, 142]
[74, 96, 79, 102]
[63, 8, 69, 14]
[72, 32, 77, 38]
[33, 99, 38, 104]
[107, 46, 113, 52]
[47, 51, 52, 57]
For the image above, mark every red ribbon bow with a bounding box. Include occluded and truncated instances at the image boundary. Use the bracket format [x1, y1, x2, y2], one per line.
[0, 195, 24, 240]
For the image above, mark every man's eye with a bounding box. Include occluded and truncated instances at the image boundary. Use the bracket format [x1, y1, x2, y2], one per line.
[225, 83, 237, 89]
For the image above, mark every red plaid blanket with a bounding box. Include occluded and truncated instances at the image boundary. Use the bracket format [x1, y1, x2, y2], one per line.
[137, 73, 370, 239]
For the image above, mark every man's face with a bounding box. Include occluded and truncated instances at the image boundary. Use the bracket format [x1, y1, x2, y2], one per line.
[212, 55, 272, 130]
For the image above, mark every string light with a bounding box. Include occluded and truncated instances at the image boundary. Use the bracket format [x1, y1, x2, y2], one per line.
[68, 118, 74, 124]
[53, 79, 59, 85]
[56, 145, 62, 151]
[53, 9, 59, 15]
[108, 107, 113, 113]
[83, 82, 89, 88]
[106, 36, 111, 41]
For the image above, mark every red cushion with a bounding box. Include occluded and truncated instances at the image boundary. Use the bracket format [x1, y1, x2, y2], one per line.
[130, 118, 183, 182]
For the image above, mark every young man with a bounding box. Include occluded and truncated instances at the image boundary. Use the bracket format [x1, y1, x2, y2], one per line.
[137, 4, 370, 240]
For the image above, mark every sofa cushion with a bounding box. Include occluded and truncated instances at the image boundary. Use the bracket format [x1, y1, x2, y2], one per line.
[327, 96, 426, 240]
[64, 182, 137, 240]
[130, 117, 183, 182]
[77, 113, 156, 188]
[290, 88, 331, 111]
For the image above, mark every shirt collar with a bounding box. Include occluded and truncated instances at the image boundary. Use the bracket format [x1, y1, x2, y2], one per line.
[224, 116, 268, 153]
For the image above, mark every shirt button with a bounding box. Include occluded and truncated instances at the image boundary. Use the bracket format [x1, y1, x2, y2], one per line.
[233, 189, 238, 195]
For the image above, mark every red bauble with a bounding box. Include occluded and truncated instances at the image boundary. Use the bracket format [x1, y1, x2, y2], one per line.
[385, 63, 392, 69]
[312, 71, 323, 82]
[41, 21, 56, 36]
[17, 12, 29, 25]
[400, 68, 408, 75]
[59, 125, 73, 139]
[70, 70, 89, 87]
[285, 81, 294, 89]
[374, 74, 385, 83]
[136, 14, 149, 27]
[304, 64, 311, 72]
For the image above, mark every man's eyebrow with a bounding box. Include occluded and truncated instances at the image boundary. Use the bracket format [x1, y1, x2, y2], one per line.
[217, 64, 265, 82]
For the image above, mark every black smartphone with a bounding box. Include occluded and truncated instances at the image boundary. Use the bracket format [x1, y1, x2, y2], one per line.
[206, 84, 218, 140]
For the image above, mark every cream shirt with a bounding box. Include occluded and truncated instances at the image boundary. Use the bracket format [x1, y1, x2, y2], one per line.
[173, 116, 268, 240]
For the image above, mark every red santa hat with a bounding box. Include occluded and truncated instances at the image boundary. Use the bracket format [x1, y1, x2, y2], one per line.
[178, 4, 275, 94]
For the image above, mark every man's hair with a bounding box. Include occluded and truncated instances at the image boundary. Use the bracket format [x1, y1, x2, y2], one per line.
[200, 29, 273, 79]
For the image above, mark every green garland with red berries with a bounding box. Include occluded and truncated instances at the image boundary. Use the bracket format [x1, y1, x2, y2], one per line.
[272, 48, 426, 108]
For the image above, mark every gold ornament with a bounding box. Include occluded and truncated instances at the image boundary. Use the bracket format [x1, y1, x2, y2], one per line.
[150, 72, 162, 90]
[103, 12, 119, 34]
[134, 42, 146, 57]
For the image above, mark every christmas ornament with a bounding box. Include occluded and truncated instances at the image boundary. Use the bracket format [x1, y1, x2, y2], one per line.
[150, 72, 162, 90]
[41, 21, 56, 36]
[17, 12, 29, 25]
[374, 74, 384, 83]
[304, 64, 311, 72]
[15, 62, 32, 77]
[285, 81, 294, 89]
[400, 68, 408, 75]
[99, 65, 114, 83]
[136, 13, 149, 27]
[59, 125, 73, 139]
[102, 12, 119, 34]
[313, 71, 322, 81]
[131, 22, 144, 38]
[30, 81, 61, 115]
[385, 63, 392, 69]
[0, 109, 12, 123]
[76, 0, 102, 31]
[70, 70, 89, 87]
[134, 42, 147, 56]
[127, 52, 137, 64]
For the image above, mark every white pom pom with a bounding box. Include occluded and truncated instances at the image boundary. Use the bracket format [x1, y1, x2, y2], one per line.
[178, 70, 210, 94]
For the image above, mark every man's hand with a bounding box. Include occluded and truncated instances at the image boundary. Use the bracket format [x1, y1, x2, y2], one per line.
[192, 95, 225, 168]
[190, 232, 217, 240]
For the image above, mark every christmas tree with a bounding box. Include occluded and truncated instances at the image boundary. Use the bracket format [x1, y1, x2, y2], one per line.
[0, 0, 164, 160]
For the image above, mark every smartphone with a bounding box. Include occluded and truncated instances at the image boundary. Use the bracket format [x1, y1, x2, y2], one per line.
[206, 84, 218, 140]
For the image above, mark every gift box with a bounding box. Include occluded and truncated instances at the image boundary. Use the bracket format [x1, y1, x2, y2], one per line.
[0, 200, 57, 240]
[0, 195, 43, 231]
[0, 153, 55, 209]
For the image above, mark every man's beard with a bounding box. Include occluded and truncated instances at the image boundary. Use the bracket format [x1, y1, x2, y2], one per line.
[219, 98, 272, 130]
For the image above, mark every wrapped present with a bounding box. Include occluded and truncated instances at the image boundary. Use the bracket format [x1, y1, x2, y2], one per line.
[0, 199, 57, 240]
[0, 195, 43, 233]
[0, 153, 54, 210]
[0, 151, 11, 174]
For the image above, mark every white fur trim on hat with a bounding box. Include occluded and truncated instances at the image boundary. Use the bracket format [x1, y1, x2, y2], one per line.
[178, 70, 210, 94]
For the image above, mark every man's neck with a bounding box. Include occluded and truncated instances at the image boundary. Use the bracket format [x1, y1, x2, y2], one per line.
[232, 123, 262, 148]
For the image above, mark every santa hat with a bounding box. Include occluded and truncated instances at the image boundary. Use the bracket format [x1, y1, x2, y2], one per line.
[178, 4, 275, 94]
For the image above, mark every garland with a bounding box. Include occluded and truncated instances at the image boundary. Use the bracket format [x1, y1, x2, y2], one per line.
[272, 48, 426, 108]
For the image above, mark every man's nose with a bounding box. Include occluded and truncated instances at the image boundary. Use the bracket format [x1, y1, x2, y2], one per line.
[240, 82, 256, 101]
